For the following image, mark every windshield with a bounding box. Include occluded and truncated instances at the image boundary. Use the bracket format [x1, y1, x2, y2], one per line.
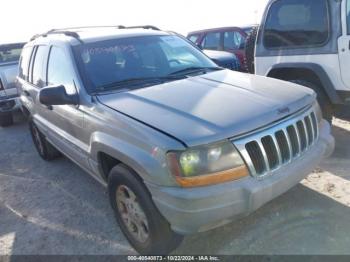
[73, 35, 218, 93]
[0, 43, 24, 64]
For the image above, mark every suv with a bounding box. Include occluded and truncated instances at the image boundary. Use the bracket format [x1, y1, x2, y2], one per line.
[18, 26, 334, 254]
[187, 27, 249, 70]
[255, 0, 350, 122]
[0, 42, 25, 126]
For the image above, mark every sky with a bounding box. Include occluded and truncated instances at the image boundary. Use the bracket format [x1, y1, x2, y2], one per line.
[1, 0, 269, 44]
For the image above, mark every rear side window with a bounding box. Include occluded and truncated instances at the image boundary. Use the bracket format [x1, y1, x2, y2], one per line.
[19, 46, 33, 80]
[188, 34, 200, 44]
[47, 46, 76, 94]
[263, 0, 329, 48]
[32, 46, 49, 88]
[0, 43, 24, 64]
[202, 32, 221, 50]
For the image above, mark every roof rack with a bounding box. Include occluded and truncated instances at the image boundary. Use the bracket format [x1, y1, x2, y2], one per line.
[29, 25, 161, 42]
[47, 25, 126, 31]
[30, 29, 82, 42]
[121, 25, 160, 30]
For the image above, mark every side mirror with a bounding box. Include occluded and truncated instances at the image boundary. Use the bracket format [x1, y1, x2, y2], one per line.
[39, 85, 78, 106]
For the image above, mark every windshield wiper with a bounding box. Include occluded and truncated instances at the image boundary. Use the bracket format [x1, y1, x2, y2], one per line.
[169, 66, 223, 76]
[95, 75, 184, 92]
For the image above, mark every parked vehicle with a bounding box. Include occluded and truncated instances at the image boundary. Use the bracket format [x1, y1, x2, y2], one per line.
[0, 42, 25, 126]
[203, 50, 240, 71]
[255, 0, 350, 122]
[18, 26, 334, 254]
[168, 31, 241, 71]
[241, 25, 257, 36]
[187, 27, 249, 70]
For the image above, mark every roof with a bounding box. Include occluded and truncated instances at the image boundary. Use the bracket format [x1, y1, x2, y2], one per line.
[187, 26, 244, 35]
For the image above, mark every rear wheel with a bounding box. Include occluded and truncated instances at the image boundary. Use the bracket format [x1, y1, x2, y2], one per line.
[108, 164, 183, 254]
[29, 120, 61, 161]
[289, 80, 333, 123]
[0, 112, 14, 127]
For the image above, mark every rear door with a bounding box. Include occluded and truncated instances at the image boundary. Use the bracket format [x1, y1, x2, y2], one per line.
[20, 45, 50, 118]
[338, 0, 350, 89]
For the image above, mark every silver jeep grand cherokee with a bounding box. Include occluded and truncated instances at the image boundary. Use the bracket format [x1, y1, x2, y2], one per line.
[18, 26, 334, 254]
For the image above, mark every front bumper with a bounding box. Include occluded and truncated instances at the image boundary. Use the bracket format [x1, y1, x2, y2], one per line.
[147, 120, 334, 235]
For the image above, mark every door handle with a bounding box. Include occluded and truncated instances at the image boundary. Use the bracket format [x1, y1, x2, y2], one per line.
[23, 90, 31, 97]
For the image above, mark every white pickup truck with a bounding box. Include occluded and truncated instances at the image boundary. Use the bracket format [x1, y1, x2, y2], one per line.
[0, 42, 25, 126]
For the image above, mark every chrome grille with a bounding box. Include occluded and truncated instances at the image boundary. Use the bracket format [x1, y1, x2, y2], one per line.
[233, 108, 319, 178]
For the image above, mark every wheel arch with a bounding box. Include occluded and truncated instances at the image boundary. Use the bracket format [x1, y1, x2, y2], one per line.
[267, 63, 342, 105]
[90, 132, 176, 186]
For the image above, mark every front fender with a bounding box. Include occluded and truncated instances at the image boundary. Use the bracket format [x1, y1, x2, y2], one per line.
[89, 132, 179, 187]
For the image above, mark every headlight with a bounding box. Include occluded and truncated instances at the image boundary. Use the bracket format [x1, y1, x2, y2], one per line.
[167, 141, 248, 187]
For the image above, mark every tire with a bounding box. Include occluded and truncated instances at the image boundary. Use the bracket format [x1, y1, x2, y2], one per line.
[29, 120, 61, 161]
[108, 164, 183, 255]
[289, 79, 333, 123]
[0, 112, 14, 127]
[244, 26, 259, 74]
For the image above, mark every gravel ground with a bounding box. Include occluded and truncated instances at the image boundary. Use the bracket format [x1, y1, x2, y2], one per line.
[0, 113, 349, 255]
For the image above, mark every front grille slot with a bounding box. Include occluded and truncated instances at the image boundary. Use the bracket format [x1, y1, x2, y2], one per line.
[304, 116, 314, 145]
[245, 141, 266, 174]
[275, 131, 290, 163]
[261, 136, 279, 169]
[234, 109, 319, 177]
[286, 125, 299, 157]
[296, 121, 307, 152]
[311, 112, 318, 139]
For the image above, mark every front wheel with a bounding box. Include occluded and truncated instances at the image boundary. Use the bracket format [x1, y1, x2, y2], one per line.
[108, 164, 183, 254]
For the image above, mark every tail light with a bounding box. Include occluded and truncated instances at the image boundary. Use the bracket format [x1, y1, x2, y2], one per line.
[0, 78, 3, 91]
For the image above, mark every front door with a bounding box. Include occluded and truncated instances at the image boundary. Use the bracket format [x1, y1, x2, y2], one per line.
[43, 45, 89, 168]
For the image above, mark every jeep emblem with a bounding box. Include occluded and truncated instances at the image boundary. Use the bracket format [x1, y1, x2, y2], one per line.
[277, 107, 290, 115]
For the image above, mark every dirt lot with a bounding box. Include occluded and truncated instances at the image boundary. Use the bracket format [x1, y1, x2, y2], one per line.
[1, 113, 350, 255]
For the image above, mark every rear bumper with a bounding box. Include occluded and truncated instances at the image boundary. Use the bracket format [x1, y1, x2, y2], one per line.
[147, 120, 334, 235]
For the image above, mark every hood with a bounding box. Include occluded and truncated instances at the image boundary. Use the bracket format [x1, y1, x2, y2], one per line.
[98, 70, 315, 147]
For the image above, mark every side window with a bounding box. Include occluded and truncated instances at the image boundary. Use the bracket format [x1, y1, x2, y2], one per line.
[47, 46, 76, 95]
[224, 31, 244, 50]
[263, 0, 329, 48]
[202, 32, 220, 50]
[32, 46, 49, 88]
[188, 35, 200, 44]
[347, 0, 350, 35]
[19, 46, 33, 80]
